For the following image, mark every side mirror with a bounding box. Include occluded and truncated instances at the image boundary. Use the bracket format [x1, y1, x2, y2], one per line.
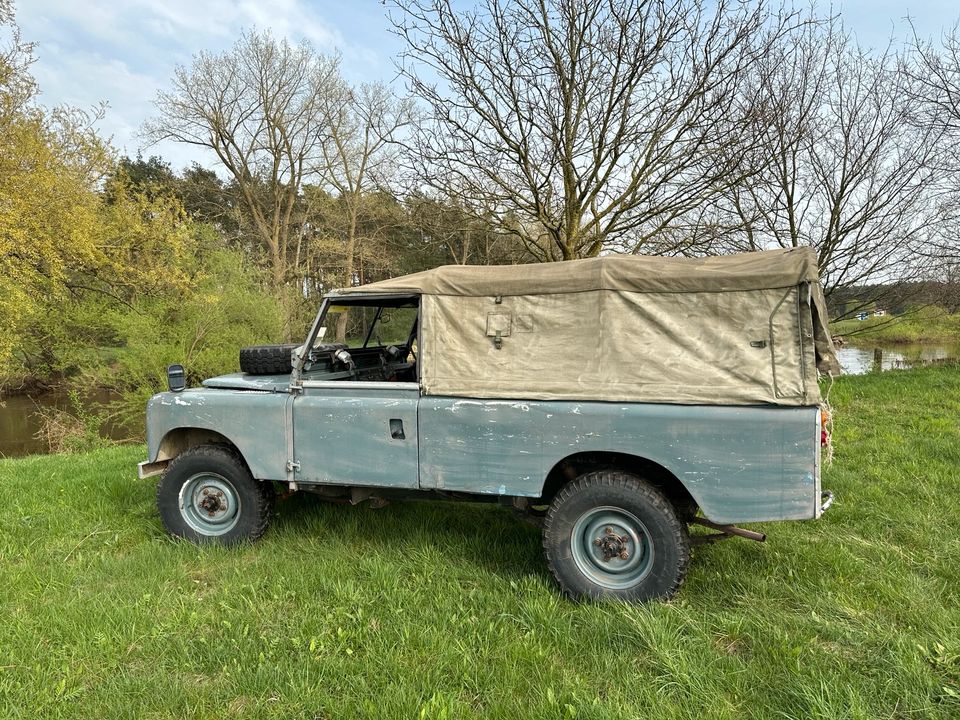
[167, 364, 186, 393]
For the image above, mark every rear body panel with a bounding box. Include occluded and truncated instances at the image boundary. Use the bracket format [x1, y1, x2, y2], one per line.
[418, 398, 819, 523]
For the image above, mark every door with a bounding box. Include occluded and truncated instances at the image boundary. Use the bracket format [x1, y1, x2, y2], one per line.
[292, 381, 420, 488]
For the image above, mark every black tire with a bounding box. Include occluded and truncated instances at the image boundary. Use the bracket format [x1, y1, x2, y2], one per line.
[157, 445, 274, 545]
[543, 470, 690, 602]
[239, 344, 299, 375]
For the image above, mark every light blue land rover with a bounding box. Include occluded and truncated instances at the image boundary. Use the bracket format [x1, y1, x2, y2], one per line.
[140, 248, 839, 602]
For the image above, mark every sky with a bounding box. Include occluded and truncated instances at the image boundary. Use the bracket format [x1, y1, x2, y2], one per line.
[12, 0, 960, 172]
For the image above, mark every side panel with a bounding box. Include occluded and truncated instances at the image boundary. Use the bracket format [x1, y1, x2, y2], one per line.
[146, 389, 289, 480]
[293, 382, 420, 488]
[418, 398, 819, 523]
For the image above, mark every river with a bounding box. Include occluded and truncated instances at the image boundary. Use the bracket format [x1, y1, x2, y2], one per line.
[0, 388, 124, 459]
[834, 342, 960, 375]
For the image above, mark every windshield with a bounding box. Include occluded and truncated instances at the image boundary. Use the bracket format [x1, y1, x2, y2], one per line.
[296, 296, 420, 384]
[324, 303, 418, 349]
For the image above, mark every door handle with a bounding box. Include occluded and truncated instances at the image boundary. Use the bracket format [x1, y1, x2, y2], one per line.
[389, 418, 405, 440]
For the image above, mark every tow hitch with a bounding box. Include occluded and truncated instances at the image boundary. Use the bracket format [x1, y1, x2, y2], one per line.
[689, 517, 766, 545]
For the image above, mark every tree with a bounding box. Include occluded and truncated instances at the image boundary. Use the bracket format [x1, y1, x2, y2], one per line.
[176, 164, 245, 242]
[314, 79, 413, 299]
[113, 154, 177, 198]
[144, 30, 341, 293]
[701, 21, 949, 314]
[406, 193, 524, 265]
[0, 8, 110, 374]
[390, 0, 796, 261]
[908, 21, 960, 263]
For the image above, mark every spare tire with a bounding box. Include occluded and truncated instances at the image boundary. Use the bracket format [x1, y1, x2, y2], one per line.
[239, 344, 299, 375]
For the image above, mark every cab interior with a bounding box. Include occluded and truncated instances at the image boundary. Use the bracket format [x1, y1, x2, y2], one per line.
[300, 294, 419, 383]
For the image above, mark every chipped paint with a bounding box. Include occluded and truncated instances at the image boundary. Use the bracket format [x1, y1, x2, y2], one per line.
[418, 396, 819, 523]
[146, 373, 820, 526]
[293, 384, 420, 489]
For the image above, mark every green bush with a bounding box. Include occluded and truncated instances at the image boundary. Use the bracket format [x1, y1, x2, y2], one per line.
[53, 246, 284, 438]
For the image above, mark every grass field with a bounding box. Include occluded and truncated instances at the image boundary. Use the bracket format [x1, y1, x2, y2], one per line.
[1, 368, 959, 719]
[831, 307, 960, 344]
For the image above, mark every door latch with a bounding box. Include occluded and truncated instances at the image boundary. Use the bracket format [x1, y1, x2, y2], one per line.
[286, 460, 301, 473]
[389, 419, 405, 440]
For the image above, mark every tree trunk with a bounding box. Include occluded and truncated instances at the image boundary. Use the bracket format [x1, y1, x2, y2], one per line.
[334, 200, 359, 343]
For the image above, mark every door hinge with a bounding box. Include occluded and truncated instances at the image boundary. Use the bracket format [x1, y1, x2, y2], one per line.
[286, 460, 301, 473]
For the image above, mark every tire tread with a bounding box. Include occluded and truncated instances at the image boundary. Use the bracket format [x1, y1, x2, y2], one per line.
[542, 470, 690, 602]
[157, 444, 274, 543]
[239, 344, 299, 375]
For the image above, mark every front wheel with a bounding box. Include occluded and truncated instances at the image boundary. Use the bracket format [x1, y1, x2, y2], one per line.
[157, 445, 274, 544]
[543, 470, 690, 602]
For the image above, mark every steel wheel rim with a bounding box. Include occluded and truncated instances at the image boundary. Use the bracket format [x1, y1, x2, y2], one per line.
[178, 472, 241, 536]
[570, 506, 654, 590]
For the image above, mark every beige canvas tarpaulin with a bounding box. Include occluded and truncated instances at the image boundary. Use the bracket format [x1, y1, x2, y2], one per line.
[332, 247, 840, 406]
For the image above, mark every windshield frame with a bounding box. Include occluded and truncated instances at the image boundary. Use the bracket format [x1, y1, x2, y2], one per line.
[291, 293, 420, 384]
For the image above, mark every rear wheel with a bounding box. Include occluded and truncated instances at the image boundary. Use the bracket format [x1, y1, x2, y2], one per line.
[543, 470, 690, 602]
[157, 445, 274, 544]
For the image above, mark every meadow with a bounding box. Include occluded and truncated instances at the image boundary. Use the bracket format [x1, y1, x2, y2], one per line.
[0, 367, 958, 719]
[832, 307, 960, 344]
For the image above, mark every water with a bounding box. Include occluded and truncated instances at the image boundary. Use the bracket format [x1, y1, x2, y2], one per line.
[836, 343, 960, 375]
[0, 388, 123, 459]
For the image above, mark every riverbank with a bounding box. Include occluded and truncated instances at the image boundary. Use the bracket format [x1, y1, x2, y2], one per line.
[0, 387, 125, 458]
[0, 366, 957, 718]
[831, 307, 960, 344]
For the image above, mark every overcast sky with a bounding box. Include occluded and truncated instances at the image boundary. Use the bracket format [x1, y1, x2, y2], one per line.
[13, 0, 960, 172]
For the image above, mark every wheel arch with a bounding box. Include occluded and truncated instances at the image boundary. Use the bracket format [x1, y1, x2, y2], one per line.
[539, 451, 699, 519]
[155, 427, 249, 469]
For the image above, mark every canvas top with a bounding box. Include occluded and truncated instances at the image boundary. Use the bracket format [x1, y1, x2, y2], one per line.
[332, 247, 823, 297]
[328, 246, 840, 403]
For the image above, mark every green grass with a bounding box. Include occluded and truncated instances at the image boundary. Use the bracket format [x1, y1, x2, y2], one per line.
[2, 368, 959, 719]
[831, 307, 960, 344]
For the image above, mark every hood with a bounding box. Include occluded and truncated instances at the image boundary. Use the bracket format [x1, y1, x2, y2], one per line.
[201, 373, 291, 392]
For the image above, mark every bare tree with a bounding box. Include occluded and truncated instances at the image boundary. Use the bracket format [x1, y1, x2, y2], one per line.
[407, 193, 525, 265]
[909, 22, 960, 164]
[703, 20, 948, 314]
[908, 21, 960, 262]
[144, 30, 340, 291]
[390, 0, 796, 261]
[316, 81, 413, 287]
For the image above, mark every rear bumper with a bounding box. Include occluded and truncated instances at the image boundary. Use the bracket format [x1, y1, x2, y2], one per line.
[137, 460, 168, 479]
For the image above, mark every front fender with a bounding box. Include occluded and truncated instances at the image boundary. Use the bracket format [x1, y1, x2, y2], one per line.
[145, 389, 289, 480]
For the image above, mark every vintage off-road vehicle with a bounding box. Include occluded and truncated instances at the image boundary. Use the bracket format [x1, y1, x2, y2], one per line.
[140, 247, 840, 602]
